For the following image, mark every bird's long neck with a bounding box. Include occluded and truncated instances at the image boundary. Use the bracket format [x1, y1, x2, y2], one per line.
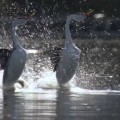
[65, 18, 73, 47]
[12, 24, 21, 48]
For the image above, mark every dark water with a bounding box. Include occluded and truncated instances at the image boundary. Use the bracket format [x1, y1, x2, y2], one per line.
[0, 89, 120, 120]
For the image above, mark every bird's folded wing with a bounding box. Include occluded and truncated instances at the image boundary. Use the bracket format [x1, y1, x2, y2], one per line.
[0, 49, 11, 70]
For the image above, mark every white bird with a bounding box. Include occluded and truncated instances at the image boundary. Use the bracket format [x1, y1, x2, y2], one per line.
[2, 18, 27, 90]
[56, 13, 86, 86]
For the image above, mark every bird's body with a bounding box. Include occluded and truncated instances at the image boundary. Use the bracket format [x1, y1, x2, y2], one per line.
[56, 13, 86, 86]
[2, 19, 27, 90]
[56, 44, 80, 85]
[3, 46, 26, 89]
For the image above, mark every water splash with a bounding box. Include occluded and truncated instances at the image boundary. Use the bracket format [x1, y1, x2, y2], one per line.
[1, 66, 120, 96]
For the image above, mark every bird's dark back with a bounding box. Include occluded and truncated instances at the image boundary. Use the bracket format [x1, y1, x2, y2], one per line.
[0, 49, 11, 70]
[49, 46, 63, 72]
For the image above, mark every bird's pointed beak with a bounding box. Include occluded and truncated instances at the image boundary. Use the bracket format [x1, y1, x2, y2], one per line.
[85, 10, 94, 16]
[23, 11, 36, 21]
[30, 12, 35, 18]
[27, 11, 36, 21]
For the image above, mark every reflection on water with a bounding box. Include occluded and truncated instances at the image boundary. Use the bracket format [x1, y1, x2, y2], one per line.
[2, 90, 56, 120]
[1, 89, 120, 120]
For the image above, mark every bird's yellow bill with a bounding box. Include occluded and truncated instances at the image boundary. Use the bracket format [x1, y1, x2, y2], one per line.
[85, 10, 94, 16]
[30, 12, 35, 17]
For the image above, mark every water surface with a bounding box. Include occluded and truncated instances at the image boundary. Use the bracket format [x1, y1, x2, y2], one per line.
[0, 88, 120, 120]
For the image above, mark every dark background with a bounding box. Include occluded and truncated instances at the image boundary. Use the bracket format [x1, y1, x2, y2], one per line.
[0, 0, 120, 17]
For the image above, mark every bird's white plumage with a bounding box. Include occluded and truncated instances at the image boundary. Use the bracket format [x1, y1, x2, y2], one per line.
[3, 19, 27, 90]
[56, 13, 86, 85]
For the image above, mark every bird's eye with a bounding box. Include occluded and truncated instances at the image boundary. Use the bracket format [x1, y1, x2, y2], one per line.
[15, 26, 18, 30]
[80, 12, 84, 15]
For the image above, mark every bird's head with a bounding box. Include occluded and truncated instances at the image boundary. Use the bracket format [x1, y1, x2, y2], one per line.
[12, 18, 27, 28]
[68, 10, 94, 22]
[70, 13, 86, 22]
[67, 13, 84, 23]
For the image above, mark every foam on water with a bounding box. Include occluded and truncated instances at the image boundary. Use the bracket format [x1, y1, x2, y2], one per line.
[0, 66, 75, 93]
[17, 67, 80, 93]
[1, 68, 120, 95]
